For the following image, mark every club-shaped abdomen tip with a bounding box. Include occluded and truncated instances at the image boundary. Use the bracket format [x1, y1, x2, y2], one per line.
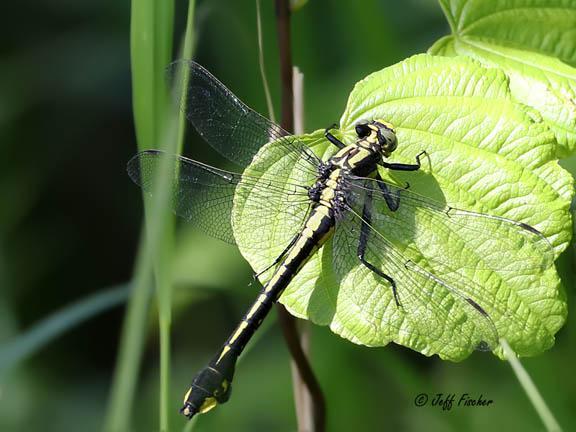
[180, 401, 198, 419]
[179, 367, 233, 420]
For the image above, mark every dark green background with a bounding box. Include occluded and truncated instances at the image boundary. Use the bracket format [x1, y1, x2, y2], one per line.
[1, 0, 574, 431]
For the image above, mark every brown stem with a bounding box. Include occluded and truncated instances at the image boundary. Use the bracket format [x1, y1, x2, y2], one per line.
[277, 308, 325, 432]
[274, 1, 326, 431]
[275, 0, 294, 131]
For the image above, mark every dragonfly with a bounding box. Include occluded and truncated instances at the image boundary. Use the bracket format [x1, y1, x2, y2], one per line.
[127, 61, 554, 419]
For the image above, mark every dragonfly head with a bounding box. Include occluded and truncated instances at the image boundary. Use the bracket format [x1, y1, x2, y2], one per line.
[355, 119, 398, 158]
[180, 365, 233, 419]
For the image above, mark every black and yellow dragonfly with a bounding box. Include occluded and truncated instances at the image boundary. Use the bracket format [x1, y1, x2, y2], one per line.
[127, 61, 553, 419]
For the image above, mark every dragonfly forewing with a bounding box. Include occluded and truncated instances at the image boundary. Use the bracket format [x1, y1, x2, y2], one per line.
[127, 149, 313, 249]
[168, 60, 322, 175]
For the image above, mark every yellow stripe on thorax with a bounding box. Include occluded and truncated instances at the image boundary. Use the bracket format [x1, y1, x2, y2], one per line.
[347, 147, 372, 168]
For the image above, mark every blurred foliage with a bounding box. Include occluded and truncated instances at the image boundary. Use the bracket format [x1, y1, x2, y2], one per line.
[0, 0, 574, 431]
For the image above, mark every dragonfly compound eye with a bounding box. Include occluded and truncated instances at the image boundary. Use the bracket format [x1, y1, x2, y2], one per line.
[355, 123, 371, 138]
[378, 129, 398, 155]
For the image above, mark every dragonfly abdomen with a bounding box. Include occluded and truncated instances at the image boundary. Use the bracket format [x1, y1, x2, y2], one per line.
[220, 203, 336, 355]
[206, 202, 337, 374]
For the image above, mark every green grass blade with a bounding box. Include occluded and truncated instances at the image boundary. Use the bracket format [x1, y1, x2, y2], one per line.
[173, 3, 199, 430]
[0, 284, 129, 374]
[175, 0, 197, 155]
[130, 0, 156, 152]
[103, 244, 153, 432]
[133, 0, 175, 430]
[181, 0, 197, 61]
[256, 0, 276, 123]
[501, 339, 563, 432]
[104, 0, 178, 431]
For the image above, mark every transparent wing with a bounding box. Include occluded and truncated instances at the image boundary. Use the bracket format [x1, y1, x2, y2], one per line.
[169, 60, 321, 175]
[127, 150, 312, 247]
[332, 186, 500, 356]
[331, 174, 555, 354]
[342, 176, 554, 274]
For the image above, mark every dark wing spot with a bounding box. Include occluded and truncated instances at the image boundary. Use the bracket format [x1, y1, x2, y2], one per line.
[518, 222, 543, 236]
[465, 297, 489, 317]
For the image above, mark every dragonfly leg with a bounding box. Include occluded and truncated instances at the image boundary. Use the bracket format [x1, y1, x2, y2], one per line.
[381, 150, 427, 171]
[324, 123, 346, 149]
[357, 189, 402, 307]
[253, 232, 300, 280]
[374, 179, 403, 211]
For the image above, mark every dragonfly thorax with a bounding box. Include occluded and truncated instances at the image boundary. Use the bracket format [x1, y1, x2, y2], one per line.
[325, 119, 398, 178]
[308, 120, 400, 205]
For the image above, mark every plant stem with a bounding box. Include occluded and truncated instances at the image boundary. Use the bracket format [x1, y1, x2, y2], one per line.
[274, 1, 325, 431]
[256, 0, 276, 124]
[501, 339, 562, 432]
[275, 0, 294, 131]
[290, 65, 314, 432]
[277, 308, 325, 432]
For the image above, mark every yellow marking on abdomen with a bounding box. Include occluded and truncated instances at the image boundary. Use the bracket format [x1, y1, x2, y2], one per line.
[305, 212, 326, 232]
[183, 387, 192, 403]
[246, 293, 268, 320]
[315, 205, 331, 217]
[283, 234, 312, 262]
[228, 320, 248, 346]
[216, 345, 231, 364]
[264, 265, 288, 292]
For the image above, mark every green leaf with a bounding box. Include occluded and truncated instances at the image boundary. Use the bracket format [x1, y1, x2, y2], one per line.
[233, 54, 571, 361]
[430, 0, 576, 157]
